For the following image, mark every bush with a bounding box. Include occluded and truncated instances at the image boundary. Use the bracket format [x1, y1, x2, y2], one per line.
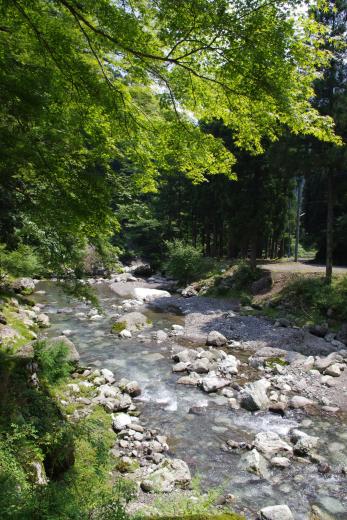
[230, 261, 262, 291]
[0, 244, 44, 278]
[164, 240, 206, 285]
[34, 341, 73, 385]
[278, 275, 347, 324]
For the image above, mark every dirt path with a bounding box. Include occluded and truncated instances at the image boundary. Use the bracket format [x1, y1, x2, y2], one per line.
[258, 260, 347, 275]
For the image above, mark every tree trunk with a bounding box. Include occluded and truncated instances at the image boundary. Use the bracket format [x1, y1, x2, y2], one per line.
[326, 172, 334, 284]
[294, 176, 305, 262]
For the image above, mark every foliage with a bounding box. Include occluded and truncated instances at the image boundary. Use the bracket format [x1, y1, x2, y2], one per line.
[164, 240, 215, 284]
[276, 274, 347, 324]
[34, 340, 73, 385]
[140, 475, 244, 519]
[0, 243, 44, 278]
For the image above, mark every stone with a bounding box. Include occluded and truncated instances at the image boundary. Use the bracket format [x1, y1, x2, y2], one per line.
[289, 395, 315, 409]
[309, 323, 329, 338]
[251, 274, 272, 295]
[100, 368, 115, 383]
[119, 329, 132, 338]
[112, 312, 150, 333]
[271, 456, 291, 468]
[324, 363, 344, 377]
[258, 504, 294, 520]
[320, 375, 336, 387]
[112, 413, 138, 432]
[177, 372, 201, 386]
[254, 432, 293, 457]
[229, 398, 240, 410]
[172, 349, 198, 364]
[218, 354, 240, 376]
[293, 435, 319, 456]
[133, 263, 152, 277]
[315, 352, 343, 372]
[48, 336, 80, 362]
[206, 330, 228, 347]
[36, 313, 50, 328]
[241, 448, 270, 479]
[152, 330, 168, 342]
[133, 287, 171, 301]
[189, 357, 211, 374]
[124, 381, 141, 397]
[12, 277, 35, 293]
[182, 286, 198, 297]
[0, 325, 20, 343]
[29, 461, 48, 485]
[173, 362, 190, 373]
[200, 372, 230, 393]
[240, 379, 270, 412]
[141, 458, 191, 493]
[15, 342, 35, 359]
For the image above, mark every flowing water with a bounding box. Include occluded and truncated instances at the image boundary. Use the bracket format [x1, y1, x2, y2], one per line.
[34, 281, 347, 519]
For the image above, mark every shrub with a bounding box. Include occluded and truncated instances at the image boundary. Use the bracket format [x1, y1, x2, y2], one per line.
[164, 240, 206, 285]
[0, 244, 44, 278]
[34, 341, 72, 385]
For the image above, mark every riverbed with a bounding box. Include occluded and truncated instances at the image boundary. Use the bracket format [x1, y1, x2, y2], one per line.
[33, 280, 347, 519]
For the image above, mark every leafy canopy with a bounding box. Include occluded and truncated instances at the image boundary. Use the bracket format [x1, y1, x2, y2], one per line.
[0, 0, 341, 266]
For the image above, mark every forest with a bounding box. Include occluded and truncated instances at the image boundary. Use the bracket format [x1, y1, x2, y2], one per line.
[0, 1, 347, 519]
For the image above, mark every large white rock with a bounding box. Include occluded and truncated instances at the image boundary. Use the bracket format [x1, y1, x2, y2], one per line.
[133, 287, 171, 301]
[112, 413, 138, 431]
[254, 432, 293, 458]
[200, 372, 230, 393]
[49, 336, 80, 362]
[241, 379, 270, 411]
[258, 504, 294, 520]
[141, 458, 191, 493]
[206, 330, 228, 347]
[112, 311, 149, 333]
[241, 448, 270, 479]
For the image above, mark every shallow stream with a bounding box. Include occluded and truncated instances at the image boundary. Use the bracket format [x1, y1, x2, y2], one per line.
[34, 281, 347, 519]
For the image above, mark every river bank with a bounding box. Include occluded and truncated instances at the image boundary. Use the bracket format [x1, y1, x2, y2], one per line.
[1, 273, 347, 519]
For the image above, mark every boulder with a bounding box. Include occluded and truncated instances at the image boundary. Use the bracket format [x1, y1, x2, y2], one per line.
[240, 379, 270, 412]
[141, 458, 191, 493]
[152, 330, 168, 342]
[12, 277, 35, 293]
[309, 323, 329, 338]
[200, 372, 230, 393]
[241, 449, 270, 479]
[119, 329, 132, 338]
[315, 352, 343, 372]
[133, 287, 171, 301]
[36, 313, 50, 328]
[258, 505, 294, 520]
[324, 363, 344, 377]
[254, 432, 293, 458]
[0, 325, 20, 343]
[206, 330, 228, 347]
[289, 395, 315, 409]
[172, 349, 198, 364]
[100, 368, 115, 384]
[271, 456, 291, 468]
[173, 362, 190, 373]
[133, 264, 152, 277]
[112, 311, 150, 333]
[189, 357, 211, 374]
[251, 273, 272, 295]
[124, 381, 141, 397]
[112, 413, 138, 432]
[218, 355, 240, 376]
[177, 372, 201, 386]
[49, 336, 80, 362]
[182, 286, 198, 297]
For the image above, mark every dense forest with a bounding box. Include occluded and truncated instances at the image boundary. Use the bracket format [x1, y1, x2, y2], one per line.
[0, 1, 347, 520]
[0, 0, 346, 280]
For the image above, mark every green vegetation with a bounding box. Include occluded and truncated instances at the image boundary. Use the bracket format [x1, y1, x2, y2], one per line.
[34, 340, 73, 385]
[141, 477, 244, 519]
[271, 275, 347, 326]
[111, 322, 127, 334]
